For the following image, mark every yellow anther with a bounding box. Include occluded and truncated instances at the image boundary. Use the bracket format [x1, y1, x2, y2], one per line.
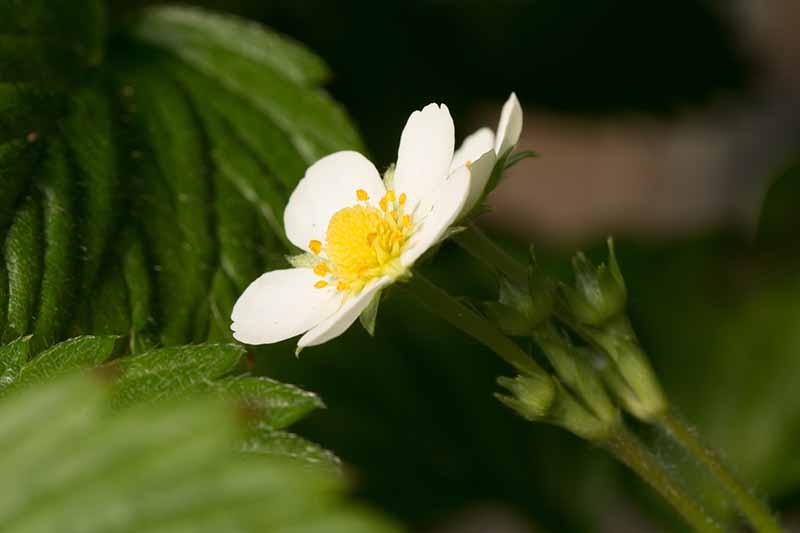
[336, 281, 349, 292]
[313, 263, 330, 277]
[356, 189, 369, 201]
[309, 240, 322, 255]
[399, 193, 407, 205]
[314, 280, 328, 289]
[379, 197, 388, 212]
[367, 232, 377, 245]
[401, 214, 411, 227]
[385, 190, 396, 202]
[465, 160, 473, 168]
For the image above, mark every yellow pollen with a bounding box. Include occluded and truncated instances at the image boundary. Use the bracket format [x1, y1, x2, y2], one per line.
[356, 189, 369, 201]
[309, 240, 322, 255]
[314, 280, 328, 289]
[399, 193, 407, 205]
[336, 281, 349, 292]
[324, 202, 410, 286]
[313, 263, 330, 276]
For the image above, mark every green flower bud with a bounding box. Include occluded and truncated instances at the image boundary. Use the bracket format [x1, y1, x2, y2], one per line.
[497, 373, 614, 442]
[562, 239, 626, 326]
[496, 373, 556, 419]
[485, 251, 555, 335]
[579, 316, 666, 420]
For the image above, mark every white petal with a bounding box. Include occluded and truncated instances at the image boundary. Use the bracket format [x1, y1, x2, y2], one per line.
[231, 268, 342, 345]
[393, 103, 455, 213]
[284, 151, 386, 252]
[297, 277, 392, 348]
[450, 127, 495, 173]
[401, 165, 471, 266]
[494, 93, 523, 157]
[460, 149, 497, 217]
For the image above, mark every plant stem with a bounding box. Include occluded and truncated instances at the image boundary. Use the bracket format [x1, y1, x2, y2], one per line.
[406, 271, 544, 377]
[606, 429, 723, 532]
[455, 224, 785, 532]
[659, 412, 784, 533]
[407, 270, 720, 531]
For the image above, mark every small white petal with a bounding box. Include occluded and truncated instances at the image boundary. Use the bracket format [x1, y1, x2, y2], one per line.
[401, 165, 471, 266]
[494, 93, 523, 157]
[284, 151, 386, 253]
[393, 103, 455, 213]
[450, 127, 495, 173]
[231, 268, 341, 345]
[459, 149, 497, 217]
[297, 277, 392, 348]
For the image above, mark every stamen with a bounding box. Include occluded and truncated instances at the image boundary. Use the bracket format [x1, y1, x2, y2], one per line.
[356, 189, 369, 201]
[336, 281, 349, 292]
[314, 280, 328, 289]
[313, 263, 330, 277]
[379, 197, 388, 212]
[465, 160, 473, 168]
[385, 190, 396, 202]
[401, 214, 411, 227]
[309, 240, 322, 255]
[399, 193, 407, 205]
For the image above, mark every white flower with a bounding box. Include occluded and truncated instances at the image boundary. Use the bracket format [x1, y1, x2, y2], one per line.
[231, 95, 523, 349]
[450, 92, 523, 216]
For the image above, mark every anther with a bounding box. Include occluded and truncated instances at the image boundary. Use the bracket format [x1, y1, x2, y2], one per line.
[336, 281, 349, 292]
[314, 280, 328, 289]
[356, 189, 369, 201]
[399, 193, 407, 205]
[313, 263, 330, 276]
[309, 240, 322, 255]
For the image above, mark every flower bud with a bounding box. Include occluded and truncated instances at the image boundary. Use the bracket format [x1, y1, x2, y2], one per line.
[532, 324, 619, 426]
[484, 252, 555, 336]
[580, 316, 667, 420]
[562, 239, 626, 326]
[497, 373, 615, 442]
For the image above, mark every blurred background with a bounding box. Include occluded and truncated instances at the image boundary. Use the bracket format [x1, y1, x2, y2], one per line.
[114, 1, 800, 531]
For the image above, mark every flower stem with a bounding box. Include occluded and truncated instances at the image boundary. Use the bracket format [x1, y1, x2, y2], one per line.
[406, 271, 544, 377]
[407, 271, 720, 531]
[606, 429, 723, 532]
[659, 412, 784, 533]
[455, 224, 784, 532]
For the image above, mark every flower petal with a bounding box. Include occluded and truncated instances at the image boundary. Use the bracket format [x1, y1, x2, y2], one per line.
[297, 277, 392, 348]
[460, 149, 497, 217]
[401, 165, 471, 266]
[494, 93, 523, 156]
[231, 268, 342, 345]
[450, 127, 495, 173]
[284, 151, 386, 252]
[393, 103, 455, 213]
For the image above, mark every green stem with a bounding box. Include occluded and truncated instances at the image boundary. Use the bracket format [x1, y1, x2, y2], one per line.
[659, 412, 783, 533]
[406, 271, 544, 377]
[456, 224, 784, 532]
[606, 429, 723, 532]
[408, 270, 719, 531]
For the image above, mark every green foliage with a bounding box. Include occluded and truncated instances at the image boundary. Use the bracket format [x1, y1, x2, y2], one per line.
[0, 374, 397, 533]
[0, 1, 362, 352]
[0, 0, 361, 494]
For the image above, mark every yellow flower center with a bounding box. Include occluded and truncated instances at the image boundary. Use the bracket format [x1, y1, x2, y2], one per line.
[308, 189, 413, 294]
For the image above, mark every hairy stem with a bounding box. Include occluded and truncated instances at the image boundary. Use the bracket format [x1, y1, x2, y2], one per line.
[455, 224, 784, 532]
[660, 412, 783, 533]
[406, 271, 544, 377]
[606, 429, 723, 532]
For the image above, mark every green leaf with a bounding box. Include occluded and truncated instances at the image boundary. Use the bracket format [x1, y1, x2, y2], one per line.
[210, 375, 325, 430]
[242, 427, 341, 471]
[111, 343, 245, 409]
[0, 374, 399, 533]
[31, 138, 78, 352]
[3, 195, 42, 343]
[0, 336, 31, 388]
[5, 335, 117, 392]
